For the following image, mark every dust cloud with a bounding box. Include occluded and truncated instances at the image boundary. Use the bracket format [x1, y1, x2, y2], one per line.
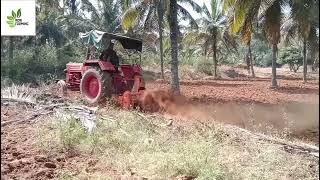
[139, 89, 319, 143]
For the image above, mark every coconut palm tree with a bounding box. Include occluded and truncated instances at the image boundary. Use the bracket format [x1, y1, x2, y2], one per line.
[224, 0, 287, 88]
[169, 0, 180, 93]
[281, 0, 319, 83]
[79, 0, 122, 32]
[121, 0, 202, 79]
[196, 0, 238, 77]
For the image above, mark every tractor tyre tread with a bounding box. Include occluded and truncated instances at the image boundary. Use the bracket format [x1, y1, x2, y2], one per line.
[80, 68, 113, 104]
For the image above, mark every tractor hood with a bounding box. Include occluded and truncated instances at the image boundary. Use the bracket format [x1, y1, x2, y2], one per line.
[79, 30, 143, 52]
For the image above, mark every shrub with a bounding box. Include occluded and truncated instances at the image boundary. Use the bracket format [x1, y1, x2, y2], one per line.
[2, 39, 83, 84]
[196, 57, 213, 75]
[279, 47, 303, 72]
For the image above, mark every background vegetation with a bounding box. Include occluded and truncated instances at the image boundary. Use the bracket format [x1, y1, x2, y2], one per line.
[1, 0, 319, 88]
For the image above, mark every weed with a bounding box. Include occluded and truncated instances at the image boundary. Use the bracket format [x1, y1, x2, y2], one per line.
[37, 108, 319, 180]
[196, 57, 213, 75]
[57, 116, 87, 151]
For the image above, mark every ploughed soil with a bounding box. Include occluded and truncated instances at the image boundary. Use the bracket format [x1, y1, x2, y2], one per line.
[1, 66, 319, 179]
[1, 105, 128, 179]
[145, 78, 319, 144]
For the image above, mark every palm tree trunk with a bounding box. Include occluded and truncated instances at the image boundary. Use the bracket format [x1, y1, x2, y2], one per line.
[248, 41, 255, 78]
[311, 50, 316, 72]
[9, 37, 14, 61]
[157, 1, 164, 79]
[159, 27, 165, 79]
[271, 44, 278, 88]
[169, 0, 180, 94]
[213, 33, 217, 77]
[204, 42, 208, 59]
[204, 41, 207, 58]
[245, 46, 250, 75]
[250, 56, 256, 78]
[302, 40, 307, 83]
[1, 37, 4, 58]
[246, 56, 250, 75]
[8, 36, 14, 77]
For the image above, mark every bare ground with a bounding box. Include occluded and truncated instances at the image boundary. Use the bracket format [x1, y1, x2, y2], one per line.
[145, 67, 319, 144]
[1, 66, 319, 179]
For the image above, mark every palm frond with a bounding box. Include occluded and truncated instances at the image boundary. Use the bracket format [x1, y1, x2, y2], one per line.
[211, 0, 222, 21]
[121, 7, 140, 30]
[280, 17, 298, 45]
[258, 0, 277, 19]
[196, 17, 211, 27]
[229, 0, 255, 34]
[222, 29, 238, 52]
[202, 2, 211, 19]
[177, 4, 198, 29]
[263, 0, 282, 45]
[143, 6, 159, 32]
[81, 0, 100, 17]
[142, 5, 156, 30]
[290, 0, 314, 39]
[223, 0, 236, 12]
[240, 19, 253, 45]
[178, 0, 202, 13]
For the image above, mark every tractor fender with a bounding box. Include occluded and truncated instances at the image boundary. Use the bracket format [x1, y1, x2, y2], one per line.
[83, 60, 116, 71]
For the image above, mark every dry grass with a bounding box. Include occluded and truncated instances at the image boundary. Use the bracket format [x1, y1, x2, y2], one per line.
[1, 84, 39, 103]
[36, 108, 319, 180]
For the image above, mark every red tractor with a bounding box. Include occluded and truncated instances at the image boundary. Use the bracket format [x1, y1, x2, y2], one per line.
[64, 30, 146, 109]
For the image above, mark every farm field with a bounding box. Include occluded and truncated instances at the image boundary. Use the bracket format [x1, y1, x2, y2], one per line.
[1, 0, 319, 179]
[1, 66, 319, 179]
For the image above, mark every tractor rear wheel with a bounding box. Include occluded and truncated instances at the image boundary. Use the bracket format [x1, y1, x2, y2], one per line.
[80, 68, 113, 104]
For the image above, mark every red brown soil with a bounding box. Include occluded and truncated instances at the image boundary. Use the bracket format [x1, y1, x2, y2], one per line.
[1, 106, 58, 179]
[143, 77, 319, 144]
[60, 76, 320, 143]
[1, 105, 140, 180]
[1, 67, 319, 179]
[146, 78, 319, 105]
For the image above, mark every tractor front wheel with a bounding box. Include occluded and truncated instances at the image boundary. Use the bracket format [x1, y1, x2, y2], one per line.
[80, 68, 113, 104]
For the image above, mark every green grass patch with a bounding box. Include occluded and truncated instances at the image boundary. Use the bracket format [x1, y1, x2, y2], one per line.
[36, 108, 319, 180]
